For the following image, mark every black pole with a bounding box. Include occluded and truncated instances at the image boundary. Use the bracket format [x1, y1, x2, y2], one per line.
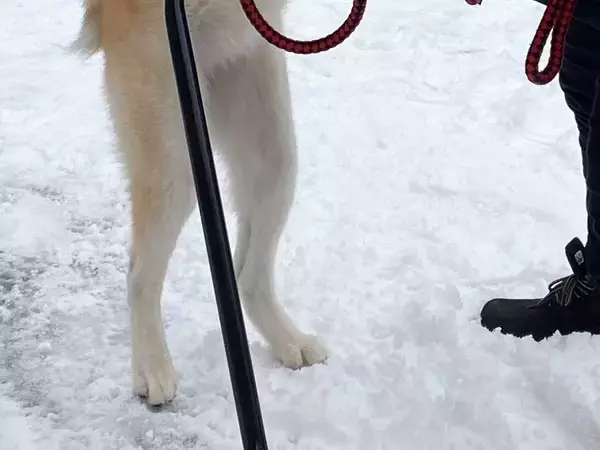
[164, 1, 268, 449]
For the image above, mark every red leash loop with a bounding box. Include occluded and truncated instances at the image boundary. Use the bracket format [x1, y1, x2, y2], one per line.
[525, 0, 576, 84]
[239, 0, 367, 54]
[466, 0, 577, 85]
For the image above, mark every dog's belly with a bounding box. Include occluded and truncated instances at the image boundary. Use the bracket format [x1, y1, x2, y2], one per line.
[186, 0, 286, 73]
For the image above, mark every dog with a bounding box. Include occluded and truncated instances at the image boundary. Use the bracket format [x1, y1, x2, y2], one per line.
[73, 0, 328, 406]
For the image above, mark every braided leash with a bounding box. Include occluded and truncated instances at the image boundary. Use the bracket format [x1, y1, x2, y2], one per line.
[466, 0, 577, 85]
[239, 0, 367, 54]
[240, 0, 574, 83]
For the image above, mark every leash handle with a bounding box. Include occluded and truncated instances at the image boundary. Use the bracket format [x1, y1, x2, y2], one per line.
[525, 0, 576, 84]
[465, 0, 576, 85]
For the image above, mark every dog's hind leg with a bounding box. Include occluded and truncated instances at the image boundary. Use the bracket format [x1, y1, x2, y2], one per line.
[207, 43, 328, 369]
[103, 37, 196, 405]
[125, 149, 195, 406]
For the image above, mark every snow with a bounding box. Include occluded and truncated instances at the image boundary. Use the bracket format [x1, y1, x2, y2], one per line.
[2, 0, 600, 448]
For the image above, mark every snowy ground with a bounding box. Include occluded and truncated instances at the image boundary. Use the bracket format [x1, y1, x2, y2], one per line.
[2, 0, 600, 449]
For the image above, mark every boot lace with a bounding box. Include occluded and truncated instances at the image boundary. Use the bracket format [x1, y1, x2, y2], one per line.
[535, 274, 596, 307]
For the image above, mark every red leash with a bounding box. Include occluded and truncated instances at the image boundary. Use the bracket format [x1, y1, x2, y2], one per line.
[466, 0, 577, 85]
[240, 0, 575, 85]
[239, 0, 367, 54]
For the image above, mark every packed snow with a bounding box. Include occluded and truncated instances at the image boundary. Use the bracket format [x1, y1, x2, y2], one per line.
[2, 0, 600, 448]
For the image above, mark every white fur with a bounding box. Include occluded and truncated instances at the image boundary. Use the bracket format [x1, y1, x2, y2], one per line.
[77, 0, 327, 406]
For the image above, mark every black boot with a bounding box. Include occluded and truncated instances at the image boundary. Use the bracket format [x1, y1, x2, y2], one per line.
[480, 237, 600, 340]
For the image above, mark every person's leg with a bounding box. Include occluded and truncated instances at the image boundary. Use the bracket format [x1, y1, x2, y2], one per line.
[583, 76, 600, 274]
[480, 18, 600, 340]
[560, 19, 600, 275]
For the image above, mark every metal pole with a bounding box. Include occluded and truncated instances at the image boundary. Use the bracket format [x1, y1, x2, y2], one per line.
[164, 1, 268, 448]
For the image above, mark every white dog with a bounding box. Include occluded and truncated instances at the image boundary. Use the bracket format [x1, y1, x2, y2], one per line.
[74, 0, 327, 406]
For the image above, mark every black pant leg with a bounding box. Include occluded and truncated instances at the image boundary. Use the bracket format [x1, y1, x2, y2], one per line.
[559, 18, 600, 273]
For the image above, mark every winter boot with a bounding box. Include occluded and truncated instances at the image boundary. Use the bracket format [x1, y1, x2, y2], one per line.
[480, 237, 600, 340]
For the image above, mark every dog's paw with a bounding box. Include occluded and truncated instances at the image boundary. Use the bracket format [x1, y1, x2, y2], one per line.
[132, 354, 177, 406]
[272, 334, 328, 370]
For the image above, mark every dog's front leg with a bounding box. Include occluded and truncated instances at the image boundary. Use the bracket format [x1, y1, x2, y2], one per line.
[206, 42, 328, 369]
